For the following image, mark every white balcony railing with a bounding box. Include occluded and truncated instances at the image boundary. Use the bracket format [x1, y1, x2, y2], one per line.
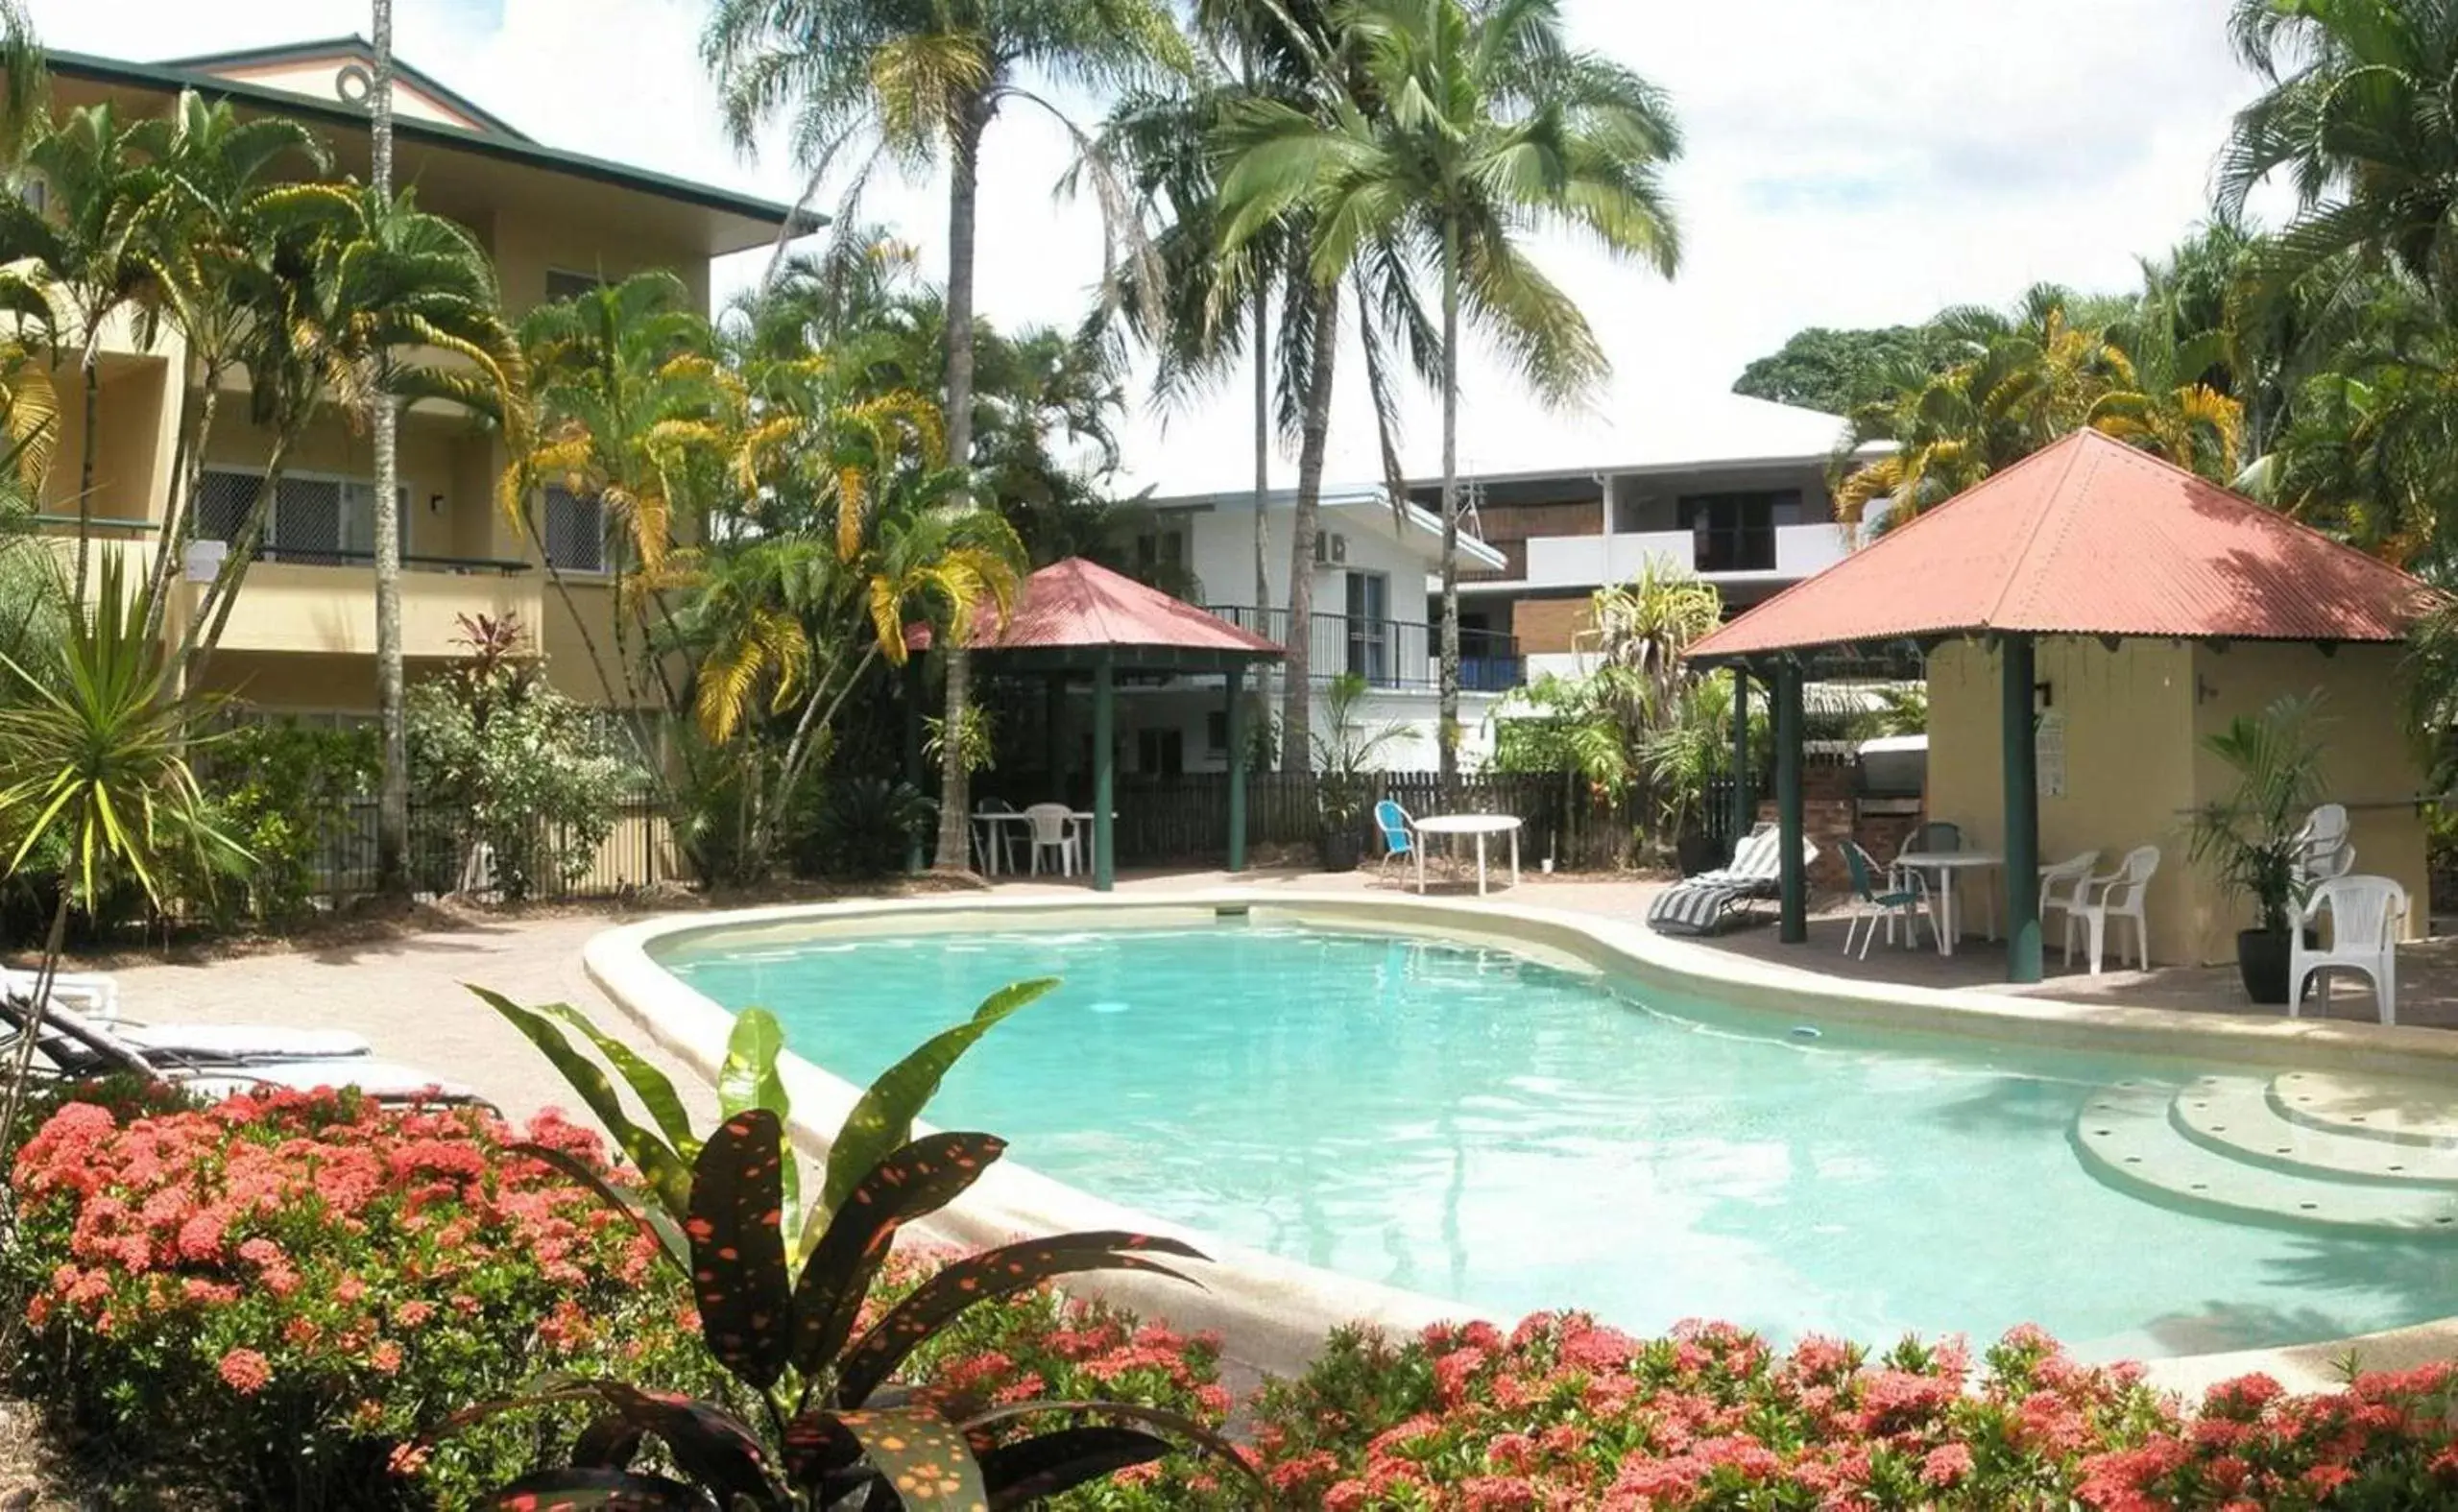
[1520, 522, 1848, 589]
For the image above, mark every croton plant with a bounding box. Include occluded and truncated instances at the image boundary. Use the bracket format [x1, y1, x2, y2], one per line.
[450, 980, 1262, 1509]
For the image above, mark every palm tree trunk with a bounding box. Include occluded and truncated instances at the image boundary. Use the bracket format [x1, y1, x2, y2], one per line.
[930, 96, 990, 872]
[0, 891, 74, 1186]
[1249, 287, 1271, 766]
[72, 350, 97, 595]
[370, 0, 410, 897]
[143, 365, 221, 645]
[1279, 280, 1337, 774]
[1436, 216, 1462, 792]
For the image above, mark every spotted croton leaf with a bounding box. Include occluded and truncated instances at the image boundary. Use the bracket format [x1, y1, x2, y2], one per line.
[686, 1110, 795, 1390]
[570, 1412, 645, 1472]
[833, 1232, 1205, 1409]
[961, 1402, 1268, 1507]
[831, 1405, 989, 1512]
[976, 1426, 1174, 1511]
[576, 1382, 779, 1510]
[790, 1132, 1007, 1376]
[478, 1467, 711, 1510]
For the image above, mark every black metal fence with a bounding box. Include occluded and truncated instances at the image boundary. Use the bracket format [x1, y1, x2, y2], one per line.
[1204, 605, 1523, 693]
[307, 798, 671, 902]
[1105, 769, 1752, 871]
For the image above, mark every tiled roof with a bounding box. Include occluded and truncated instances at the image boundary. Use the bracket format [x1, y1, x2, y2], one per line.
[1690, 430, 2433, 660]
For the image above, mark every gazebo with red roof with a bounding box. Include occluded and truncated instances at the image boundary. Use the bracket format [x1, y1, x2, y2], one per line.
[967, 557, 1283, 890]
[1688, 429, 2435, 983]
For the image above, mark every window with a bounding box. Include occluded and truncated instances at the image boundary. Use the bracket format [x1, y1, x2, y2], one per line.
[1676, 490, 1797, 573]
[196, 469, 404, 564]
[1136, 728, 1184, 776]
[1134, 528, 1186, 574]
[1206, 710, 1228, 756]
[543, 486, 608, 573]
[1343, 570, 1390, 684]
[544, 269, 604, 303]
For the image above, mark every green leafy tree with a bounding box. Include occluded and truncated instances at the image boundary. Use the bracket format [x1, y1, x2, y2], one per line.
[1731, 324, 1959, 415]
[1220, 0, 1681, 784]
[702, 0, 1193, 871]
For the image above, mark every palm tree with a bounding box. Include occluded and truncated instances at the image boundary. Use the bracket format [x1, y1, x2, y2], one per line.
[2220, 0, 2458, 307]
[0, 103, 172, 591]
[1220, 0, 1681, 785]
[0, 554, 239, 1162]
[134, 92, 329, 636]
[181, 187, 522, 683]
[366, 0, 415, 893]
[702, 0, 1192, 869]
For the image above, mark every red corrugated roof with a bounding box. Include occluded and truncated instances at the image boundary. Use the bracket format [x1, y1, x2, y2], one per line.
[969, 557, 1284, 658]
[1691, 429, 2433, 660]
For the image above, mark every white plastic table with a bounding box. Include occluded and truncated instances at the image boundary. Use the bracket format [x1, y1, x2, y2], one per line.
[1412, 814, 1523, 896]
[1893, 850, 2003, 957]
[972, 810, 1097, 877]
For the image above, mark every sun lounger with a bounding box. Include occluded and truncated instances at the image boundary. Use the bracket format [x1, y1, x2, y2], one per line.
[1, 967, 118, 1020]
[2, 994, 479, 1106]
[1648, 828, 1817, 936]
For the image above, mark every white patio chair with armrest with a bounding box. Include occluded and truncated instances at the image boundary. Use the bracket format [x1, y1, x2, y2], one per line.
[2036, 852, 2102, 967]
[1842, 841, 1932, 959]
[2297, 804, 2354, 886]
[2289, 875, 2406, 1025]
[2067, 846, 2159, 974]
[1024, 803, 1080, 878]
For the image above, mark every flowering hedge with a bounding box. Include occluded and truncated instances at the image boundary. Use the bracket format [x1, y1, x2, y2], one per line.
[1, 1084, 1237, 1509]
[1213, 1313, 2458, 1511]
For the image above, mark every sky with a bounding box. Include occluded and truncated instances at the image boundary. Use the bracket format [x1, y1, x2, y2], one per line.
[24, 0, 2273, 493]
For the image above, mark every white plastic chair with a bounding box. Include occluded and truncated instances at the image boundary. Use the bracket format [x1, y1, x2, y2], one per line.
[1024, 803, 1080, 878]
[2036, 852, 2102, 967]
[2289, 875, 2406, 1025]
[2068, 846, 2159, 974]
[2297, 804, 2354, 886]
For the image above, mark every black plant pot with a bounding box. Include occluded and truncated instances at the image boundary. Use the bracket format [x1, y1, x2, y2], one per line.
[1676, 833, 1723, 877]
[1317, 826, 1362, 873]
[2237, 927, 2293, 1005]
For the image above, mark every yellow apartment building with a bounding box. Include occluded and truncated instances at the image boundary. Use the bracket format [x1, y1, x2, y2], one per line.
[36, 36, 802, 718]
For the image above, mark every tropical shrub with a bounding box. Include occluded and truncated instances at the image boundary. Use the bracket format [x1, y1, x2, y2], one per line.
[462, 983, 1259, 1507]
[4, 1084, 717, 1507]
[805, 775, 935, 879]
[189, 717, 380, 925]
[406, 613, 638, 901]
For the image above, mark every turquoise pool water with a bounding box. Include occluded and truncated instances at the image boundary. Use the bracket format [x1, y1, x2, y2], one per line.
[658, 921, 2457, 1358]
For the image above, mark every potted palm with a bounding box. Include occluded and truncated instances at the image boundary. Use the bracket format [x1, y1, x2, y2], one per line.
[2186, 692, 2329, 1004]
[1312, 673, 1405, 872]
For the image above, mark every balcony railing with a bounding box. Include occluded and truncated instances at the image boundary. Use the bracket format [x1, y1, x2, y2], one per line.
[1206, 605, 1523, 693]
[1522, 522, 1848, 590]
[217, 543, 533, 577]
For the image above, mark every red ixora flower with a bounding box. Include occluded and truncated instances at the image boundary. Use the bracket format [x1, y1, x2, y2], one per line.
[216, 1348, 272, 1396]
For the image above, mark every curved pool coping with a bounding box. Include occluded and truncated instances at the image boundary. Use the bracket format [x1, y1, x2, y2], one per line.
[583, 890, 2458, 1395]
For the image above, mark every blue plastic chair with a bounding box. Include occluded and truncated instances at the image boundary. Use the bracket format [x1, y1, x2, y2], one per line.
[1374, 800, 1415, 876]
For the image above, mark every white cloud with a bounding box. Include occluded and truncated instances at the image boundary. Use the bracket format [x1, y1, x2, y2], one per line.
[29, 0, 2269, 492]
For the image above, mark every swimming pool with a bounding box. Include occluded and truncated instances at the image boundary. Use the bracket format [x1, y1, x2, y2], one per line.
[654, 917, 2458, 1360]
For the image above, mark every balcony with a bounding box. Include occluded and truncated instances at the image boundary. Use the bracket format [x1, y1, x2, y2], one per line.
[182, 550, 542, 660]
[1206, 605, 1522, 693]
[1521, 522, 1849, 590]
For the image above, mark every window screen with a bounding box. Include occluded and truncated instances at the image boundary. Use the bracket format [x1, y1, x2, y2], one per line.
[543, 487, 607, 573]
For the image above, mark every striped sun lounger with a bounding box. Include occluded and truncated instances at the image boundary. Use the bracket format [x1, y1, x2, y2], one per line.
[1648, 828, 1814, 936]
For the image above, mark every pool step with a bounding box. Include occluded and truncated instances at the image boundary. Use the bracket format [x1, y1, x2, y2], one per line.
[2268, 1070, 2458, 1147]
[2072, 1079, 2458, 1235]
[2169, 1075, 2458, 1187]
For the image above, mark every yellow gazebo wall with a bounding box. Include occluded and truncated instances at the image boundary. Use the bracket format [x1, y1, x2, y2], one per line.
[2184, 640, 2427, 963]
[1926, 637, 2428, 967]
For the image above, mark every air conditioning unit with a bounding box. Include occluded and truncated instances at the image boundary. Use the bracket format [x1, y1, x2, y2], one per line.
[1313, 532, 1349, 565]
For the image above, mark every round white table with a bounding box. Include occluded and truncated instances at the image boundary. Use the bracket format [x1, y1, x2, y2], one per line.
[1412, 814, 1523, 896]
[972, 809, 1098, 877]
[1893, 850, 2003, 956]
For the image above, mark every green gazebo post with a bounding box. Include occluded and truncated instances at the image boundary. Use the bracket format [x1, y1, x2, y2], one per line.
[1730, 665, 1752, 855]
[1225, 666, 1248, 873]
[1774, 660, 1807, 945]
[2000, 634, 2042, 984]
[1092, 648, 1116, 890]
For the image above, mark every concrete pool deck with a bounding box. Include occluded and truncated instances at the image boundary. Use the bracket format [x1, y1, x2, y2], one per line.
[73, 865, 2458, 1396]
